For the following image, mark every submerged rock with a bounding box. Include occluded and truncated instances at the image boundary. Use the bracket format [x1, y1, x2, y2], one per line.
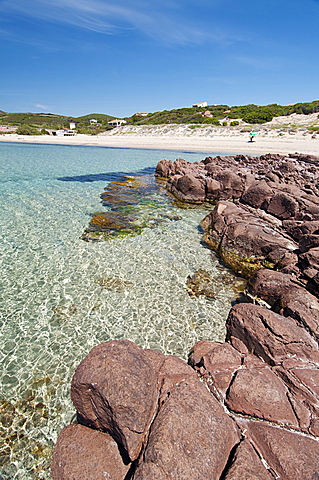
[51, 303, 77, 319]
[88, 211, 136, 231]
[83, 210, 143, 240]
[186, 268, 216, 298]
[95, 276, 133, 292]
[82, 174, 184, 241]
[0, 395, 51, 474]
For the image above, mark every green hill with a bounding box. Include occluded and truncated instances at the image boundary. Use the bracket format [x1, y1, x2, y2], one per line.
[1, 100, 319, 130]
[0, 112, 71, 128]
[0, 111, 116, 129]
[125, 105, 227, 126]
[125, 100, 319, 126]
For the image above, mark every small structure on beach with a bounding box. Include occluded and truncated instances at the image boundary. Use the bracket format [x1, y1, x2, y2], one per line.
[108, 119, 127, 127]
[52, 128, 77, 136]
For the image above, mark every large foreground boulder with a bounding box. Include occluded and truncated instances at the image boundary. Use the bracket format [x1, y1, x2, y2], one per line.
[53, 327, 319, 479]
[53, 341, 241, 479]
[71, 340, 165, 461]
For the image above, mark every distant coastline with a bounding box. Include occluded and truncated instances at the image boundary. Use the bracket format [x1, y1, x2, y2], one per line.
[1, 122, 319, 156]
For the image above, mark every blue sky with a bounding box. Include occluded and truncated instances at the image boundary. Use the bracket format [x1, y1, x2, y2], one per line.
[1, 0, 319, 117]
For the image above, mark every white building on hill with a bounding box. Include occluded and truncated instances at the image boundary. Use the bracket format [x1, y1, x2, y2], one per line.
[192, 102, 208, 108]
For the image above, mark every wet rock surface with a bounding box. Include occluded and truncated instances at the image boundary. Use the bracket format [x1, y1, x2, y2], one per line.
[200, 201, 297, 277]
[52, 153, 319, 479]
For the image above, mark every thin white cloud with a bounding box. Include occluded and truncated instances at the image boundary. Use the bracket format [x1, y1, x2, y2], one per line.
[35, 103, 50, 110]
[0, 0, 239, 46]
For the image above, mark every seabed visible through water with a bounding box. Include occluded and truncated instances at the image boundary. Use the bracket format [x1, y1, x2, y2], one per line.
[0, 142, 243, 478]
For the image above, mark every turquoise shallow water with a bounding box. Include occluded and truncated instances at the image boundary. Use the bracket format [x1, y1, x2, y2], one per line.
[0, 142, 242, 478]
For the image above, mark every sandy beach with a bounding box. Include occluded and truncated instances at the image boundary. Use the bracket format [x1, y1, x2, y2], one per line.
[1, 121, 319, 156]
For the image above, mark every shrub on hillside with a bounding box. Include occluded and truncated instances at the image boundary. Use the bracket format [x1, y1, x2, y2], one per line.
[16, 125, 41, 135]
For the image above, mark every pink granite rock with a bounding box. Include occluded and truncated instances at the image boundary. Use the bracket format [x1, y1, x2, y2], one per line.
[167, 174, 206, 203]
[226, 303, 319, 365]
[267, 191, 299, 219]
[248, 269, 319, 341]
[242, 420, 319, 480]
[200, 201, 297, 275]
[226, 366, 298, 426]
[189, 341, 242, 397]
[51, 424, 130, 480]
[241, 180, 273, 209]
[71, 340, 165, 461]
[133, 377, 240, 480]
[223, 439, 274, 480]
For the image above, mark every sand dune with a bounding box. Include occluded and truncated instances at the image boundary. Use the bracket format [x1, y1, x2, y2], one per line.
[1, 121, 319, 156]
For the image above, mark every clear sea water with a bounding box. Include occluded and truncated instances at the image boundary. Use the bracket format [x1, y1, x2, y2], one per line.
[0, 142, 242, 479]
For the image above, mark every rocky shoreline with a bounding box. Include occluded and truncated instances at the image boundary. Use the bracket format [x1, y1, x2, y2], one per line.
[51, 153, 319, 479]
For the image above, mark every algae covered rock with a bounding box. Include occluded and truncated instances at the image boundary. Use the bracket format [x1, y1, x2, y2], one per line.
[82, 174, 182, 241]
[200, 201, 297, 278]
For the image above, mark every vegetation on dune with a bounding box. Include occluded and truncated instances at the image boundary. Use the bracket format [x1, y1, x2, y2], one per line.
[125, 100, 319, 126]
[227, 101, 319, 124]
[16, 125, 44, 135]
[76, 125, 114, 135]
[125, 105, 228, 126]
